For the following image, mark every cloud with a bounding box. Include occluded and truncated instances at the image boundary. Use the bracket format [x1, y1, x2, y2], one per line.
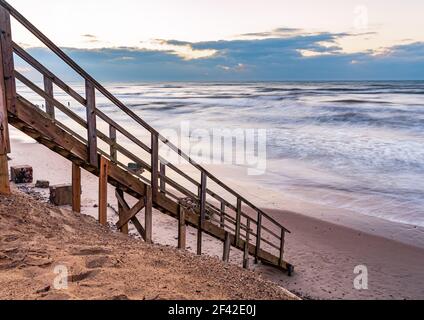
[139, 39, 217, 60]
[82, 34, 100, 43]
[14, 29, 424, 81]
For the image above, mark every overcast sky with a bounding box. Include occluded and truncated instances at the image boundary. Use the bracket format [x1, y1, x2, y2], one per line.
[8, 0, 424, 81]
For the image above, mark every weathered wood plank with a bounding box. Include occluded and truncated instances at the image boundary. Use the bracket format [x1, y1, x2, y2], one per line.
[72, 163, 81, 213]
[98, 156, 108, 226]
[85, 80, 97, 167]
[178, 205, 186, 250]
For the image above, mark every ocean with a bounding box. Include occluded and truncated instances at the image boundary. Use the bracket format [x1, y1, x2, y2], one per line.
[14, 81, 424, 227]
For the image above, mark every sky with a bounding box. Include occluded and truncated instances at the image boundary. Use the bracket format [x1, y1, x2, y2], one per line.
[8, 0, 424, 81]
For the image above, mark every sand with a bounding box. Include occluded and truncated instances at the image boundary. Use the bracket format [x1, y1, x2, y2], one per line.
[6, 134, 424, 300]
[0, 191, 296, 300]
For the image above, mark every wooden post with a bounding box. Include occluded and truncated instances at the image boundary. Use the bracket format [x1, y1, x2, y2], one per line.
[0, 6, 13, 195]
[243, 219, 251, 269]
[85, 79, 97, 167]
[43, 75, 54, 118]
[220, 202, 225, 229]
[0, 155, 9, 194]
[98, 156, 108, 226]
[0, 5, 17, 116]
[178, 205, 186, 249]
[116, 188, 128, 235]
[197, 171, 207, 256]
[72, 163, 81, 213]
[223, 231, 231, 263]
[150, 132, 159, 200]
[255, 212, 262, 264]
[109, 125, 117, 163]
[144, 186, 153, 244]
[279, 229, 285, 266]
[159, 162, 166, 194]
[235, 198, 242, 246]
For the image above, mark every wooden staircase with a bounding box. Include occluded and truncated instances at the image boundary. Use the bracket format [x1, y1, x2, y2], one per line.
[0, 0, 293, 275]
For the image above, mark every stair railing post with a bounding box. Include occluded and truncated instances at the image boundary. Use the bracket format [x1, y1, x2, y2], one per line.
[255, 211, 262, 264]
[72, 163, 81, 213]
[279, 228, 286, 267]
[243, 219, 251, 269]
[235, 198, 242, 247]
[109, 125, 117, 163]
[197, 171, 207, 255]
[98, 156, 109, 226]
[151, 132, 159, 200]
[220, 202, 225, 229]
[85, 79, 97, 168]
[43, 75, 54, 118]
[159, 162, 166, 194]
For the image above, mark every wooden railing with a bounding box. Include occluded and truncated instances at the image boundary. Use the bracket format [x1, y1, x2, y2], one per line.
[0, 0, 290, 268]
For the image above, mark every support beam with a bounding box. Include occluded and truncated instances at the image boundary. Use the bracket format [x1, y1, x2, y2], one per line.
[85, 79, 97, 167]
[178, 205, 186, 250]
[255, 212, 262, 264]
[72, 163, 81, 213]
[223, 231, 231, 263]
[197, 172, 207, 255]
[144, 186, 153, 244]
[98, 156, 108, 226]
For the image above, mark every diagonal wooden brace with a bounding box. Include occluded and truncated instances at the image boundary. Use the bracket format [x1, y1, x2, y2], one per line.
[115, 188, 146, 232]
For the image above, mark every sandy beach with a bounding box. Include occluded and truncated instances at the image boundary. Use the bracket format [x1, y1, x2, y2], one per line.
[7, 134, 424, 300]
